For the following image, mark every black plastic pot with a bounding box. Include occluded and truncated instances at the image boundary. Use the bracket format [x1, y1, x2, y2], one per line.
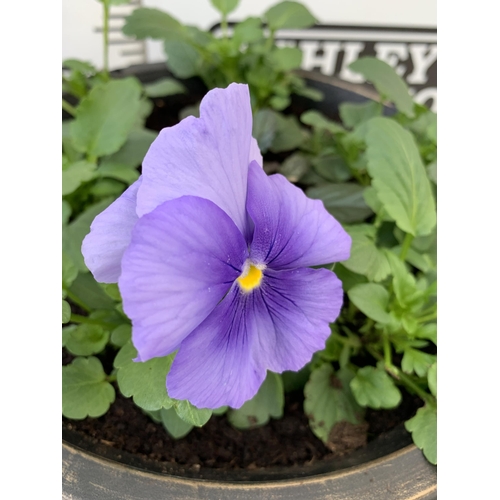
[62, 64, 436, 499]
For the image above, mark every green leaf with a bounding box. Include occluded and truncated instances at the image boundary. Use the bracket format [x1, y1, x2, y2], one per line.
[97, 162, 139, 185]
[159, 407, 193, 438]
[68, 272, 117, 310]
[265, 1, 316, 30]
[339, 100, 382, 129]
[104, 128, 157, 169]
[350, 366, 402, 409]
[311, 155, 351, 183]
[62, 357, 115, 419]
[143, 78, 186, 98]
[268, 47, 302, 71]
[269, 95, 291, 111]
[232, 17, 263, 44]
[62, 200, 72, 225]
[210, 0, 239, 15]
[405, 405, 437, 464]
[342, 225, 391, 282]
[63, 59, 96, 74]
[333, 264, 367, 292]
[307, 184, 373, 224]
[122, 8, 183, 40]
[414, 323, 437, 344]
[71, 78, 143, 158]
[62, 198, 113, 272]
[62, 251, 78, 288]
[62, 160, 97, 195]
[365, 117, 436, 236]
[427, 161, 437, 185]
[293, 86, 323, 101]
[300, 110, 345, 135]
[252, 108, 277, 153]
[114, 341, 175, 411]
[64, 324, 110, 356]
[428, 363, 437, 397]
[349, 57, 414, 117]
[110, 324, 132, 348]
[279, 152, 310, 182]
[227, 372, 284, 429]
[270, 113, 304, 153]
[401, 348, 436, 377]
[348, 283, 392, 324]
[304, 364, 364, 445]
[163, 41, 201, 79]
[62, 300, 71, 324]
[174, 400, 212, 426]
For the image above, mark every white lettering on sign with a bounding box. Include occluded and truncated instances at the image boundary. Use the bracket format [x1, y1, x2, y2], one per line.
[300, 41, 341, 75]
[338, 42, 365, 83]
[407, 44, 438, 84]
[374, 43, 409, 76]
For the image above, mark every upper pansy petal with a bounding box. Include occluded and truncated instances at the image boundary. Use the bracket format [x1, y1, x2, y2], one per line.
[81, 178, 142, 283]
[167, 285, 267, 409]
[246, 162, 352, 269]
[137, 83, 254, 235]
[119, 196, 248, 362]
[249, 137, 263, 167]
[255, 267, 344, 373]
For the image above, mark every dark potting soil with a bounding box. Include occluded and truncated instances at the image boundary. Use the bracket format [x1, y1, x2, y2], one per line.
[63, 349, 422, 474]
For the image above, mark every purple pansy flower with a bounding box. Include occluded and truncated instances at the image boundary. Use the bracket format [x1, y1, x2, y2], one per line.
[82, 83, 351, 409]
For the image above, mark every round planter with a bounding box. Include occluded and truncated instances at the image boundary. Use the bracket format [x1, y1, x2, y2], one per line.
[62, 64, 437, 499]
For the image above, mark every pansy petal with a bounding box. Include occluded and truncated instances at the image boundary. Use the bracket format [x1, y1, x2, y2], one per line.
[81, 178, 141, 283]
[247, 161, 352, 269]
[137, 83, 253, 235]
[249, 137, 263, 167]
[167, 286, 267, 409]
[255, 267, 344, 373]
[119, 196, 248, 362]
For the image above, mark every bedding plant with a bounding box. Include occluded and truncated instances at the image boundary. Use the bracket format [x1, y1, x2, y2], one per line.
[62, 0, 437, 466]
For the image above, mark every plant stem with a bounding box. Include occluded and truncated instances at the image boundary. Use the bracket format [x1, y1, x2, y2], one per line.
[221, 14, 228, 38]
[64, 289, 92, 313]
[62, 99, 77, 117]
[102, 0, 110, 79]
[399, 232, 414, 261]
[382, 333, 392, 366]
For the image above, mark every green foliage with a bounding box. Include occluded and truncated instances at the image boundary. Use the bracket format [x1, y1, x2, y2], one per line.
[122, 8, 183, 40]
[62, 357, 115, 419]
[304, 364, 364, 444]
[62, 160, 97, 195]
[62, 300, 71, 324]
[339, 101, 383, 129]
[210, 0, 239, 16]
[350, 366, 402, 409]
[143, 78, 186, 98]
[110, 324, 131, 347]
[348, 284, 392, 324]
[71, 78, 143, 158]
[64, 324, 110, 356]
[114, 341, 175, 411]
[158, 407, 193, 438]
[227, 372, 284, 429]
[428, 363, 437, 397]
[365, 118, 437, 236]
[405, 405, 437, 464]
[174, 400, 212, 426]
[306, 184, 373, 224]
[342, 225, 391, 281]
[401, 348, 436, 378]
[264, 1, 316, 30]
[349, 57, 415, 117]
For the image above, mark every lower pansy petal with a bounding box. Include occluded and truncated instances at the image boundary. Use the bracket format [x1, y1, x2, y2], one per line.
[167, 286, 268, 409]
[255, 267, 344, 373]
[246, 161, 351, 269]
[82, 178, 141, 283]
[119, 196, 248, 362]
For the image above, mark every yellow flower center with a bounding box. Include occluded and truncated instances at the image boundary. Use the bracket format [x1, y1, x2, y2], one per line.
[237, 263, 264, 292]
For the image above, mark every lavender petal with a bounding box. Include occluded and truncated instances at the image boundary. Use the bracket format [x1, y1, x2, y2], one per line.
[246, 161, 352, 269]
[119, 196, 248, 362]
